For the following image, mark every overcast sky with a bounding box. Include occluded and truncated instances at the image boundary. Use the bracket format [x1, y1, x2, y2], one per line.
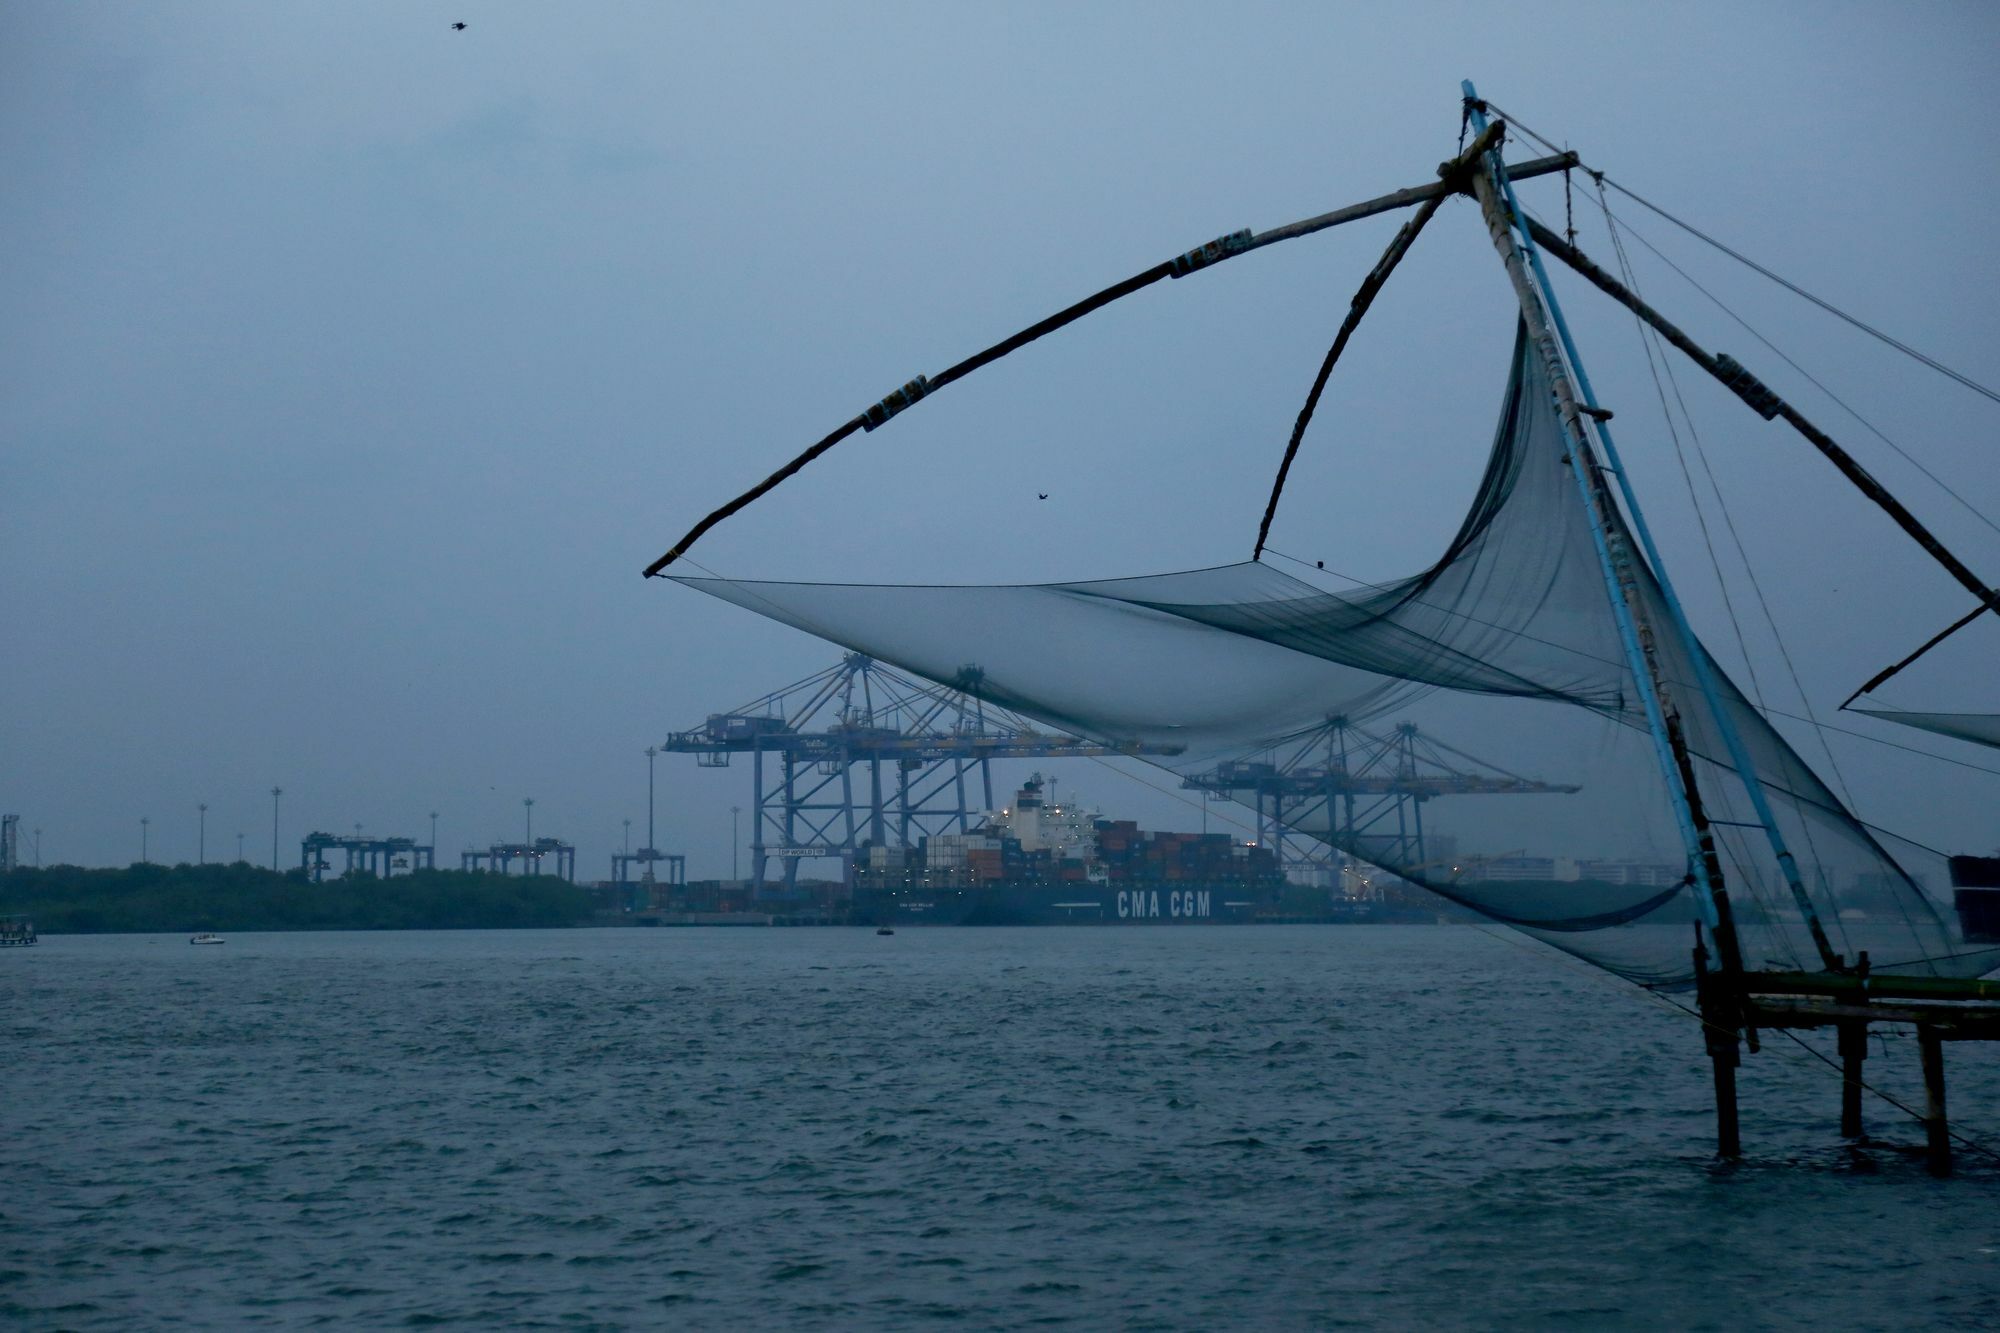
[6, 1, 1997, 876]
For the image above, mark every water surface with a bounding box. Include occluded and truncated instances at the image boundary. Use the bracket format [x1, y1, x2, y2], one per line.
[7, 927, 1998, 1328]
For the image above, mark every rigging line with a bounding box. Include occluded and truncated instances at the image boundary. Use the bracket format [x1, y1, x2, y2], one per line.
[1584, 195, 1864, 956]
[1767, 1025, 2000, 1165]
[1586, 199, 1773, 715]
[1593, 189, 1868, 832]
[1471, 922, 2000, 1165]
[1712, 683, 2000, 782]
[1474, 100, 1566, 161]
[1602, 207, 2000, 543]
[1478, 97, 2000, 409]
[1865, 941, 2000, 972]
[1600, 178, 2000, 408]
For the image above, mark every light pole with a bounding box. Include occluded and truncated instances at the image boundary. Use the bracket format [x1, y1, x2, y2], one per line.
[429, 811, 439, 852]
[32, 827, 41, 867]
[623, 818, 631, 854]
[523, 797, 534, 844]
[731, 804, 741, 881]
[198, 803, 208, 865]
[271, 787, 283, 870]
[140, 816, 149, 864]
[644, 746, 658, 882]
[236, 832, 245, 863]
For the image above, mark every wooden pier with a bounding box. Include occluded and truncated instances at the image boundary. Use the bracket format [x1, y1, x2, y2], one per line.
[1696, 939, 2000, 1174]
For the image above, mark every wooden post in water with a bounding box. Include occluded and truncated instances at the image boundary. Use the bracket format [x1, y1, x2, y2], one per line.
[1918, 1024, 1951, 1177]
[1837, 1020, 1868, 1140]
[1711, 1040, 1742, 1159]
[1694, 934, 1742, 1158]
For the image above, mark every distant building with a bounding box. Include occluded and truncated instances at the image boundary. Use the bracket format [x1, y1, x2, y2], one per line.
[1459, 854, 1679, 885]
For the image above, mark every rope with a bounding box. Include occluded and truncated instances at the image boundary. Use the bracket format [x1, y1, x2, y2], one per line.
[1590, 194, 1772, 716]
[1582, 195, 1855, 962]
[1599, 179, 2000, 408]
[1755, 702, 2000, 780]
[1591, 189, 1874, 939]
[1480, 98, 2000, 408]
[1590, 201, 2000, 702]
[1600, 209, 2000, 543]
[1767, 1024, 2000, 1165]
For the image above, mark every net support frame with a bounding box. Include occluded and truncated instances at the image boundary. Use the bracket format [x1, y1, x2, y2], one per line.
[1463, 87, 1719, 936]
[1466, 84, 1840, 971]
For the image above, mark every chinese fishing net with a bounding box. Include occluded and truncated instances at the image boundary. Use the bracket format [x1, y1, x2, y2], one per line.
[672, 324, 1988, 988]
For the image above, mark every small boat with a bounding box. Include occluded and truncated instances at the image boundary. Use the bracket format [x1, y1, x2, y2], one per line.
[189, 933, 225, 946]
[875, 926, 894, 936]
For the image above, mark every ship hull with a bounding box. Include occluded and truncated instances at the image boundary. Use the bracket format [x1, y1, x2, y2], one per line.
[858, 882, 1273, 926]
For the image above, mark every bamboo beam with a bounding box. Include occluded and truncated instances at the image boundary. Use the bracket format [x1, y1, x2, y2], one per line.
[1745, 970, 2000, 1004]
[1525, 220, 2000, 640]
[641, 152, 1577, 574]
[1745, 996, 2000, 1039]
[1252, 120, 1504, 560]
[1241, 150, 1577, 253]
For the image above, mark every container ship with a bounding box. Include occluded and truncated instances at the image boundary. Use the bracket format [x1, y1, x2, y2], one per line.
[852, 775, 1433, 926]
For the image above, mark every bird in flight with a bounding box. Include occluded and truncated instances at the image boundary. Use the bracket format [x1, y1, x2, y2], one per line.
[452, 21, 467, 30]
[1037, 492, 1048, 500]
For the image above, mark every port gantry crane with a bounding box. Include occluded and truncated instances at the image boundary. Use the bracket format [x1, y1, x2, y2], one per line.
[1182, 717, 1579, 885]
[662, 653, 1183, 892]
[300, 831, 435, 881]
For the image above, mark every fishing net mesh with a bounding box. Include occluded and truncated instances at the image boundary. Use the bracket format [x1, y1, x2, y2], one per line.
[673, 325, 1985, 988]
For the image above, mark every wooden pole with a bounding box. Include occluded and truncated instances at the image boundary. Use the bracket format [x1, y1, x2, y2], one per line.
[1524, 220, 2000, 639]
[1469, 140, 1747, 986]
[1918, 1024, 1951, 1176]
[1695, 932, 1743, 1158]
[1252, 120, 1504, 559]
[1241, 149, 1577, 252]
[1837, 1019, 1867, 1139]
[643, 151, 1575, 575]
[1713, 1041, 1742, 1159]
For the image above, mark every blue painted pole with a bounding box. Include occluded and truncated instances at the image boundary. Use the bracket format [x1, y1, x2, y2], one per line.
[1462, 81, 1837, 967]
[1462, 83, 1717, 930]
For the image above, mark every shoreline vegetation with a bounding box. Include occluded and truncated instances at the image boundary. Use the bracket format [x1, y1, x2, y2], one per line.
[0, 863, 592, 934]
